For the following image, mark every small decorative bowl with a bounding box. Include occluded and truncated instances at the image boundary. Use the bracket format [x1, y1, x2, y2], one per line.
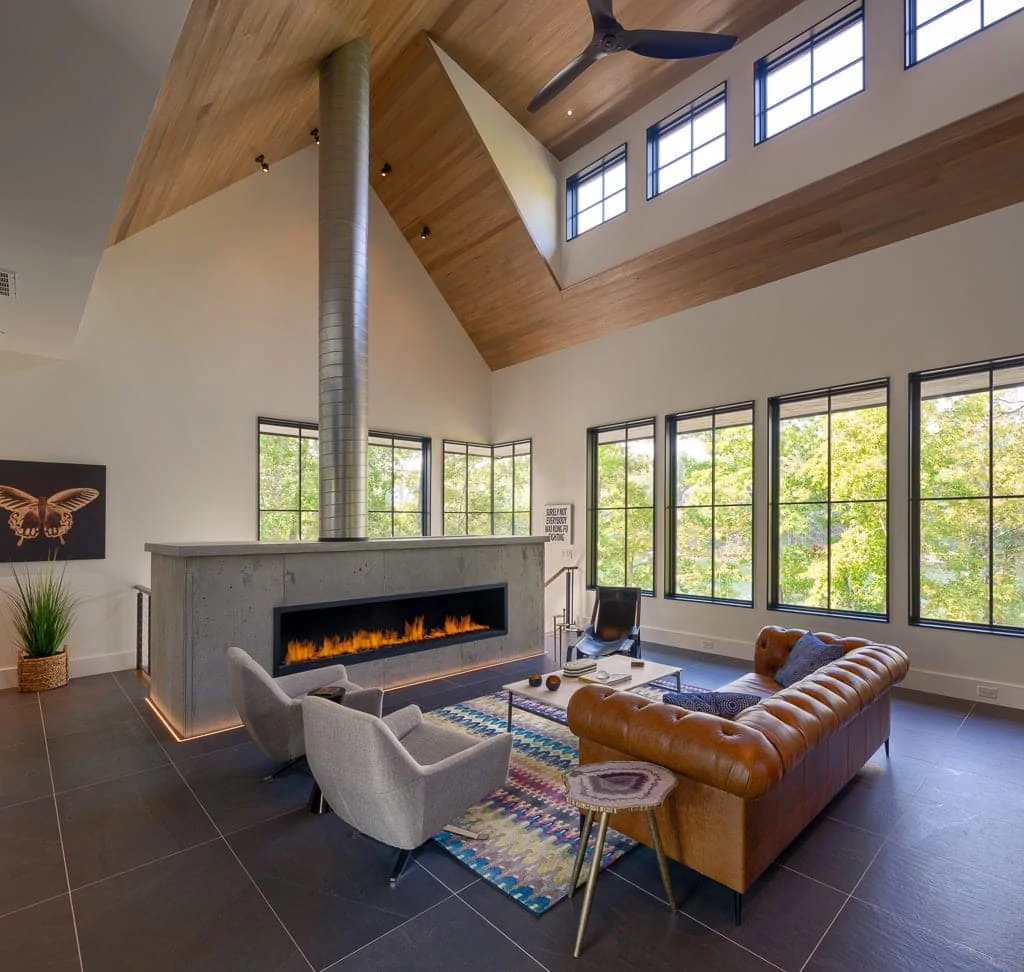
[527, 674, 542, 687]
[545, 674, 562, 692]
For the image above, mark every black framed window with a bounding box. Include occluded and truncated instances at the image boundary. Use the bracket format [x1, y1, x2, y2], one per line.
[755, 1, 865, 144]
[588, 419, 655, 594]
[769, 381, 888, 617]
[667, 403, 753, 604]
[906, 0, 1024, 66]
[566, 144, 627, 241]
[367, 433, 430, 538]
[443, 439, 532, 536]
[911, 356, 1024, 633]
[258, 419, 430, 541]
[647, 83, 727, 200]
[258, 418, 320, 541]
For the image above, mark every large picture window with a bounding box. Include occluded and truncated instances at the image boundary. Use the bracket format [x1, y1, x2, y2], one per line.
[911, 356, 1024, 632]
[667, 404, 753, 604]
[588, 420, 655, 594]
[769, 381, 888, 617]
[367, 433, 430, 538]
[258, 419, 429, 541]
[258, 419, 320, 541]
[443, 439, 531, 536]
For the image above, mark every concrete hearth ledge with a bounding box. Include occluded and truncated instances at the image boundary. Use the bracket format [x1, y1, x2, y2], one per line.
[145, 535, 547, 557]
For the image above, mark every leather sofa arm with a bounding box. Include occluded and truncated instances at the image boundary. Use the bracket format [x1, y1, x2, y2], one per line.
[567, 686, 787, 799]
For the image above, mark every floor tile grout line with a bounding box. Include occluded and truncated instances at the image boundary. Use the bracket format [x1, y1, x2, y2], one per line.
[37, 694, 85, 972]
[604, 870, 789, 972]
[843, 895, 1018, 971]
[0, 889, 70, 923]
[319, 897, 464, 972]
[67, 836, 224, 895]
[111, 674, 318, 972]
[449, 891, 552, 971]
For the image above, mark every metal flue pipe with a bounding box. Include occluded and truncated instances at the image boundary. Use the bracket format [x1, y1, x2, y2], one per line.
[318, 38, 370, 541]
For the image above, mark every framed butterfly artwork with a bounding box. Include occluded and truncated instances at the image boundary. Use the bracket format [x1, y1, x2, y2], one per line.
[0, 460, 106, 562]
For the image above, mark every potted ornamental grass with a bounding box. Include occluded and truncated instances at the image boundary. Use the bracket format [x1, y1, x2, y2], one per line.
[5, 553, 77, 692]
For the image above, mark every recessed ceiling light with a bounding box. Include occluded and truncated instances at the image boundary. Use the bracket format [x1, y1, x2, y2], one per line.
[380, 162, 392, 177]
[420, 226, 431, 240]
[566, 109, 573, 116]
[255, 154, 269, 173]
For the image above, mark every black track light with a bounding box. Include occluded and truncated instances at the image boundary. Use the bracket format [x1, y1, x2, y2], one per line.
[311, 128, 320, 145]
[380, 162, 392, 178]
[255, 154, 269, 173]
[420, 226, 431, 240]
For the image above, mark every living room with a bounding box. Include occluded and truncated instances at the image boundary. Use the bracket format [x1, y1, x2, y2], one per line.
[1, 0, 1023, 969]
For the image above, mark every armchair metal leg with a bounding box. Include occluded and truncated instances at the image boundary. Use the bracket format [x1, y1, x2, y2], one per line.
[389, 848, 414, 887]
[733, 890, 743, 925]
[308, 782, 331, 815]
[262, 755, 305, 783]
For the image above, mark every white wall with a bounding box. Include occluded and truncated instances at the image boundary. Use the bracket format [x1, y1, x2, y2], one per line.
[0, 0, 191, 357]
[0, 146, 491, 686]
[493, 200, 1024, 709]
[560, 0, 1024, 285]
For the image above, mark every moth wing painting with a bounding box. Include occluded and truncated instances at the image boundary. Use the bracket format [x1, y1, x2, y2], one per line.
[0, 461, 106, 561]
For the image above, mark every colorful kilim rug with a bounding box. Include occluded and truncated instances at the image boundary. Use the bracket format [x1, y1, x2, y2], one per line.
[424, 683, 704, 915]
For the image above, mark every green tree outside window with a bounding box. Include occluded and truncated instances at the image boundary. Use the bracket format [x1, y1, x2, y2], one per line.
[770, 384, 888, 616]
[589, 420, 655, 594]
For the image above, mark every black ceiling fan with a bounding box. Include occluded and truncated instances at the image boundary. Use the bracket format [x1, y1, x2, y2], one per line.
[528, 0, 738, 113]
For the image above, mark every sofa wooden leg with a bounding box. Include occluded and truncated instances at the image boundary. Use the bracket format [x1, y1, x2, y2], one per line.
[884, 737, 890, 758]
[733, 890, 742, 925]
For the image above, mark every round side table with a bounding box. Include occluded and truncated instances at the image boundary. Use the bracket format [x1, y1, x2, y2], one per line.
[564, 760, 677, 958]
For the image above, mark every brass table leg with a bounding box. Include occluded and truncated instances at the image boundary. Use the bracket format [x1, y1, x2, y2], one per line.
[645, 807, 675, 911]
[568, 809, 595, 897]
[573, 812, 610, 958]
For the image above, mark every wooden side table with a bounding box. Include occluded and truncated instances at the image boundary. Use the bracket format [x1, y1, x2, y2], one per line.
[564, 760, 677, 957]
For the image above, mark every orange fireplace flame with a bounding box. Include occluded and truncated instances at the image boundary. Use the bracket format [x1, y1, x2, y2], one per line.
[284, 614, 489, 666]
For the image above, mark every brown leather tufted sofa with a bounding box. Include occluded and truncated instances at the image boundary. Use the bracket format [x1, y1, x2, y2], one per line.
[566, 626, 910, 905]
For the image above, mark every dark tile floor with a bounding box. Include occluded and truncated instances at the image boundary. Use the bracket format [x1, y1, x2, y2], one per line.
[1, 644, 1022, 971]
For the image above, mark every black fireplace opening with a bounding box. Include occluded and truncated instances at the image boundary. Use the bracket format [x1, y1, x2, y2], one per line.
[273, 583, 508, 675]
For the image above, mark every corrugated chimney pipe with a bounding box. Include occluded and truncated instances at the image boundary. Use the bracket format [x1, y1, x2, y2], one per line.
[318, 39, 370, 541]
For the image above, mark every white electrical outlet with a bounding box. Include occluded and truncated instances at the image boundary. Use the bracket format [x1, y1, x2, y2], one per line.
[977, 685, 999, 700]
[701, 639, 714, 652]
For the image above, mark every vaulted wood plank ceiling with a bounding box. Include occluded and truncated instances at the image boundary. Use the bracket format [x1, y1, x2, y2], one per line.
[109, 0, 803, 245]
[110, 0, 1024, 371]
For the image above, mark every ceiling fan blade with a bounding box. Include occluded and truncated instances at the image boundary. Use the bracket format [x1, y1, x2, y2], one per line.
[528, 49, 598, 113]
[623, 29, 738, 60]
[587, 0, 616, 23]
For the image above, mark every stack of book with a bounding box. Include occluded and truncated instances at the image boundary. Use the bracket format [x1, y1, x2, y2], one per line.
[563, 658, 598, 678]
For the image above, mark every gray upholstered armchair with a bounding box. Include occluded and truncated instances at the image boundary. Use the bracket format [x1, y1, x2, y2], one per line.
[226, 646, 383, 780]
[302, 696, 512, 884]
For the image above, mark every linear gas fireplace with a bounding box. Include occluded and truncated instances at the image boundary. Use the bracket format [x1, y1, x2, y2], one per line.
[273, 583, 508, 676]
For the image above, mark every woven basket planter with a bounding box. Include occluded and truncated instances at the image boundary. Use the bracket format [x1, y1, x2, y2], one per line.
[17, 648, 69, 692]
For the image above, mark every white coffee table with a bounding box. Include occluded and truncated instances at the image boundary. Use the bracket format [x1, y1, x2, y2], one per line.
[502, 655, 682, 732]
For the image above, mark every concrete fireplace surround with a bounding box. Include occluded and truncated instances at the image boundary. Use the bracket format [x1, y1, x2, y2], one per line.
[146, 536, 546, 738]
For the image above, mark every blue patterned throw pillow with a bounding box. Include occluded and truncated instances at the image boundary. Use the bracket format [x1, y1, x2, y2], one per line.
[775, 632, 844, 687]
[661, 691, 762, 719]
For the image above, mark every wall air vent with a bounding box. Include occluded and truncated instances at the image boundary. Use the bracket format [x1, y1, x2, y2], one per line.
[0, 269, 15, 298]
